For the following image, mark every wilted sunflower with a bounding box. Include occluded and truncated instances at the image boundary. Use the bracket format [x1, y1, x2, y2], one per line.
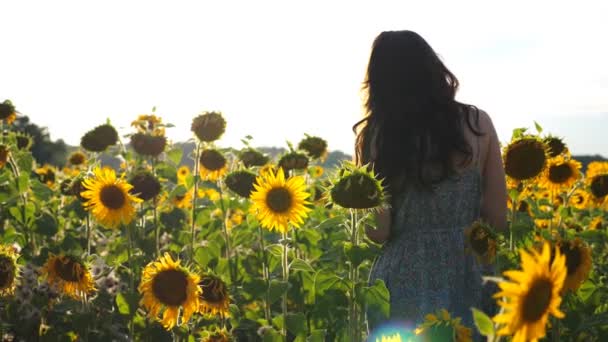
[81, 167, 143, 228]
[330, 162, 387, 210]
[543, 136, 568, 158]
[177, 166, 191, 183]
[493, 242, 566, 342]
[35, 165, 56, 186]
[199, 149, 228, 181]
[0, 100, 17, 124]
[198, 274, 230, 317]
[589, 216, 603, 230]
[250, 168, 311, 233]
[298, 135, 328, 160]
[0, 145, 8, 169]
[130, 133, 167, 157]
[43, 254, 96, 299]
[503, 138, 548, 182]
[0, 245, 19, 296]
[238, 148, 269, 167]
[552, 238, 592, 292]
[138, 253, 200, 330]
[569, 190, 589, 210]
[414, 308, 472, 342]
[14, 132, 33, 151]
[541, 156, 581, 192]
[129, 171, 162, 201]
[80, 123, 119, 152]
[68, 151, 87, 166]
[278, 151, 309, 173]
[225, 170, 257, 198]
[191, 111, 226, 142]
[464, 221, 497, 265]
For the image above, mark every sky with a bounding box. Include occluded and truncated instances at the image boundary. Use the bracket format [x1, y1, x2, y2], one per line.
[2, 0, 608, 156]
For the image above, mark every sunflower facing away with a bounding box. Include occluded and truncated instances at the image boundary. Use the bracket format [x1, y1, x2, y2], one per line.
[493, 242, 566, 342]
[198, 274, 230, 317]
[541, 156, 581, 192]
[0, 245, 19, 296]
[414, 308, 472, 342]
[81, 167, 143, 228]
[43, 254, 96, 299]
[138, 253, 200, 330]
[553, 238, 592, 292]
[199, 149, 228, 181]
[250, 168, 311, 233]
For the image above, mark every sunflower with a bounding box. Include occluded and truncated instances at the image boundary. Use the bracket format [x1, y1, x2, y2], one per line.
[226, 209, 244, 230]
[177, 166, 191, 183]
[130, 133, 167, 157]
[278, 151, 309, 173]
[0, 245, 19, 296]
[0, 145, 8, 169]
[130, 171, 162, 201]
[541, 156, 581, 192]
[80, 124, 119, 152]
[585, 161, 608, 179]
[199, 149, 228, 181]
[35, 165, 57, 186]
[43, 254, 96, 299]
[191, 111, 226, 142]
[0, 100, 17, 124]
[569, 190, 589, 210]
[81, 167, 143, 228]
[414, 308, 472, 342]
[543, 136, 568, 158]
[138, 253, 200, 330]
[376, 334, 402, 342]
[225, 170, 257, 198]
[298, 135, 328, 160]
[330, 162, 387, 210]
[250, 168, 311, 233]
[553, 238, 592, 292]
[493, 242, 566, 342]
[259, 164, 277, 177]
[198, 188, 220, 201]
[238, 148, 269, 167]
[173, 189, 193, 209]
[68, 151, 87, 166]
[14, 132, 33, 150]
[202, 329, 232, 342]
[464, 221, 497, 265]
[198, 274, 230, 317]
[503, 138, 548, 182]
[309, 165, 324, 178]
[131, 114, 165, 136]
[589, 216, 603, 230]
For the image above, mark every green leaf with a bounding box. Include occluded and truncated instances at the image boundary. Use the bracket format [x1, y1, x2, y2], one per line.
[268, 280, 289, 304]
[307, 330, 326, 342]
[262, 326, 283, 342]
[16, 153, 33, 174]
[360, 279, 390, 318]
[169, 184, 188, 199]
[534, 121, 543, 134]
[471, 308, 495, 337]
[285, 312, 307, 336]
[290, 258, 315, 273]
[266, 244, 283, 257]
[34, 211, 58, 236]
[167, 148, 183, 166]
[115, 292, 140, 316]
[9, 206, 23, 224]
[343, 242, 375, 267]
[17, 173, 29, 194]
[31, 180, 53, 201]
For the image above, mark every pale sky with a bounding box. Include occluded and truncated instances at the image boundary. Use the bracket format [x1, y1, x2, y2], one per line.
[2, 0, 608, 156]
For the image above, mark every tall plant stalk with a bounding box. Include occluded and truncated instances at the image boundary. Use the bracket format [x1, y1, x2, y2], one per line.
[348, 209, 360, 342]
[190, 142, 201, 261]
[258, 225, 272, 322]
[281, 231, 290, 341]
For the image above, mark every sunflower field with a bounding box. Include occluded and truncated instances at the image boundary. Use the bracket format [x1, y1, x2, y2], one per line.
[1, 99, 608, 342]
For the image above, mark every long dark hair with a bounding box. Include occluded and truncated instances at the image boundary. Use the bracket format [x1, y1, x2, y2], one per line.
[354, 30, 481, 192]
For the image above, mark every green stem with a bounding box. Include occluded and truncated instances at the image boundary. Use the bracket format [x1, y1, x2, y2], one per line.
[281, 231, 290, 341]
[218, 183, 236, 287]
[86, 213, 92, 255]
[258, 225, 272, 323]
[154, 197, 160, 257]
[509, 193, 517, 251]
[190, 142, 201, 261]
[125, 224, 135, 340]
[349, 209, 360, 342]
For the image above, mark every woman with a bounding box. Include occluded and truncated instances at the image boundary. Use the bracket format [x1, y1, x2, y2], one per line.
[355, 31, 507, 333]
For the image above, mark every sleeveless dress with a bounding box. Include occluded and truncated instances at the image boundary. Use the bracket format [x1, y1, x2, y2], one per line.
[368, 166, 497, 333]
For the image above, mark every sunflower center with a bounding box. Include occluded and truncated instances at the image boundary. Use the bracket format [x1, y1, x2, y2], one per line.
[504, 139, 546, 181]
[548, 164, 573, 184]
[152, 269, 188, 306]
[560, 244, 582, 276]
[545, 138, 566, 157]
[200, 150, 226, 171]
[0, 256, 16, 289]
[266, 187, 292, 213]
[521, 278, 553, 322]
[573, 195, 584, 205]
[469, 227, 489, 253]
[199, 277, 227, 303]
[590, 175, 608, 199]
[100, 185, 126, 209]
[54, 257, 84, 282]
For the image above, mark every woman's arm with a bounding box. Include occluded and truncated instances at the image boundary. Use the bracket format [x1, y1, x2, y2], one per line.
[365, 208, 391, 244]
[479, 112, 508, 233]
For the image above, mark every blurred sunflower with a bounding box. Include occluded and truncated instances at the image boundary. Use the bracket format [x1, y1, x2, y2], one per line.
[173, 190, 193, 209]
[43, 254, 96, 299]
[586, 162, 608, 206]
[129, 171, 162, 201]
[226, 209, 244, 230]
[541, 156, 581, 192]
[569, 190, 589, 210]
[198, 188, 220, 201]
[414, 308, 472, 342]
[543, 136, 568, 158]
[34, 165, 56, 186]
[68, 151, 87, 167]
[177, 166, 191, 183]
[0, 100, 17, 124]
[250, 168, 311, 233]
[238, 148, 269, 167]
[81, 167, 143, 228]
[225, 170, 257, 198]
[376, 333, 402, 342]
[278, 151, 309, 173]
[464, 221, 497, 265]
[138, 253, 200, 330]
[589, 216, 603, 230]
[552, 238, 592, 292]
[0, 245, 19, 296]
[80, 123, 119, 152]
[493, 242, 566, 342]
[503, 137, 548, 183]
[0, 145, 8, 169]
[131, 114, 165, 136]
[309, 165, 324, 178]
[199, 149, 228, 181]
[191, 111, 226, 142]
[259, 164, 277, 177]
[14, 132, 33, 151]
[298, 135, 328, 160]
[130, 133, 167, 157]
[198, 274, 230, 317]
[330, 162, 387, 210]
